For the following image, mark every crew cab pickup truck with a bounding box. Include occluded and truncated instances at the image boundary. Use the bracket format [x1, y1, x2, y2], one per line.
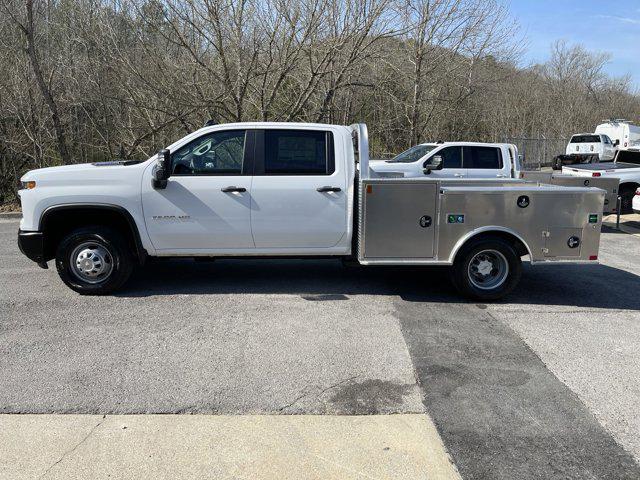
[370, 142, 520, 179]
[562, 149, 640, 213]
[18, 123, 604, 300]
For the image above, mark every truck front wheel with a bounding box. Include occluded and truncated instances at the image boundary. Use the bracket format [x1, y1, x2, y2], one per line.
[55, 226, 133, 295]
[451, 237, 522, 300]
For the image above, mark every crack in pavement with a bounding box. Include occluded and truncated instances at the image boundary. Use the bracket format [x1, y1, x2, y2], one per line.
[38, 415, 107, 479]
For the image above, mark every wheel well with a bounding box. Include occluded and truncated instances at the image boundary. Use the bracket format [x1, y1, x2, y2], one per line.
[40, 206, 145, 263]
[455, 231, 529, 261]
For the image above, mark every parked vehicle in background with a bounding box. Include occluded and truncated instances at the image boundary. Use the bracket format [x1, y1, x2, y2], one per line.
[633, 187, 640, 214]
[17, 123, 604, 300]
[369, 142, 520, 179]
[595, 120, 640, 150]
[552, 134, 616, 170]
[562, 150, 640, 213]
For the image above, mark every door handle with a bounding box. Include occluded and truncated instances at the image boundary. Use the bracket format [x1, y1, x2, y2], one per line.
[221, 186, 246, 193]
[454, 173, 464, 178]
[316, 186, 342, 193]
[497, 174, 507, 178]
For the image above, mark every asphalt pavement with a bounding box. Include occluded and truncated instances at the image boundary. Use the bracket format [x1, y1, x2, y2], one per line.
[1, 218, 639, 479]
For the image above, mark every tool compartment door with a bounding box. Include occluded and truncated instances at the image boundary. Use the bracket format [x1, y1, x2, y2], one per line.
[363, 182, 437, 258]
[544, 227, 583, 257]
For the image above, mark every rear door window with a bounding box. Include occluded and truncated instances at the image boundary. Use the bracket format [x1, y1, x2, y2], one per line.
[262, 130, 334, 175]
[464, 146, 503, 169]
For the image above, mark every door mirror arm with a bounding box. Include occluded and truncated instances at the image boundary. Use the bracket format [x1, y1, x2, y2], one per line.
[423, 155, 443, 175]
[152, 149, 171, 189]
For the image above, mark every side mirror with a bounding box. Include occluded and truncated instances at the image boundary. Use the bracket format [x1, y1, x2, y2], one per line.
[423, 155, 443, 175]
[152, 149, 170, 189]
[614, 139, 620, 147]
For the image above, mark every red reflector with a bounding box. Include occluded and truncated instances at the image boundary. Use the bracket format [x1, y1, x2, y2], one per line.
[635, 189, 640, 196]
[589, 255, 598, 261]
[592, 172, 601, 177]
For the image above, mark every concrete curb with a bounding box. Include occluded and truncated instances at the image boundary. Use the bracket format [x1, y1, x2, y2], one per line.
[0, 212, 22, 219]
[0, 414, 461, 480]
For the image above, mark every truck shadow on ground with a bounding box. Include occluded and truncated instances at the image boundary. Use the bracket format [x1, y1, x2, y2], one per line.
[120, 258, 640, 310]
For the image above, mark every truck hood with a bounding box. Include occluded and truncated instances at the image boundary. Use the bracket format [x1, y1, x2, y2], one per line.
[21, 160, 149, 182]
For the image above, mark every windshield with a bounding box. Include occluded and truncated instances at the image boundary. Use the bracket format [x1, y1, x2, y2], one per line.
[387, 144, 436, 163]
[570, 135, 600, 143]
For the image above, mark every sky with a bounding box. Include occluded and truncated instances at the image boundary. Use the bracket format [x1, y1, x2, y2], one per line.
[509, 0, 640, 90]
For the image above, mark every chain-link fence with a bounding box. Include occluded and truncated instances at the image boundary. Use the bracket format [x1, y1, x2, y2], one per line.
[502, 137, 568, 170]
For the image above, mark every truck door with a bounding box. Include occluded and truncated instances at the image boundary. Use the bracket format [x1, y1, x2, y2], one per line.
[423, 146, 466, 179]
[249, 129, 348, 248]
[463, 146, 506, 178]
[141, 129, 254, 251]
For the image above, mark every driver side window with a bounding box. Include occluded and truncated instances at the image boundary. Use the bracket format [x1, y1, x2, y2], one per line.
[171, 130, 246, 175]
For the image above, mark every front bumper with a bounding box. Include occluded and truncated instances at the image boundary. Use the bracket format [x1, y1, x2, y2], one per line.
[18, 230, 45, 263]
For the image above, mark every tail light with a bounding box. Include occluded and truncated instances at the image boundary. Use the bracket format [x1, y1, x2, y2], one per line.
[592, 172, 601, 177]
[589, 255, 598, 261]
[635, 188, 640, 196]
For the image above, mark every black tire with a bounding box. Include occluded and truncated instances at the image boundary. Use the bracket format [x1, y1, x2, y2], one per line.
[619, 185, 637, 215]
[55, 226, 133, 295]
[450, 236, 522, 301]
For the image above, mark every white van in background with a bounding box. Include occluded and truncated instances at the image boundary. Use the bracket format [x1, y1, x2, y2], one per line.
[595, 120, 640, 149]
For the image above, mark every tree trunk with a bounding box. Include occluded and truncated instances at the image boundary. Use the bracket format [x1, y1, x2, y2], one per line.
[23, 0, 71, 164]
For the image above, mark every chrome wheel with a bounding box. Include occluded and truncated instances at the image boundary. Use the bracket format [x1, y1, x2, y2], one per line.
[467, 249, 509, 290]
[70, 242, 114, 284]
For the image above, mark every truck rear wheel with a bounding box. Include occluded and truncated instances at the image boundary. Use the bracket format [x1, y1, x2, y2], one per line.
[55, 226, 133, 295]
[451, 237, 522, 301]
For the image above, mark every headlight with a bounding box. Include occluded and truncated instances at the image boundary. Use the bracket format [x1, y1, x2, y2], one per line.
[21, 181, 36, 190]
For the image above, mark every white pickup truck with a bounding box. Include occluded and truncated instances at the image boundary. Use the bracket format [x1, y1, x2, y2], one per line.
[18, 122, 604, 300]
[552, 133, 617, 169]
[562, 149, 640, 213]
[370, 142, 520, 179]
